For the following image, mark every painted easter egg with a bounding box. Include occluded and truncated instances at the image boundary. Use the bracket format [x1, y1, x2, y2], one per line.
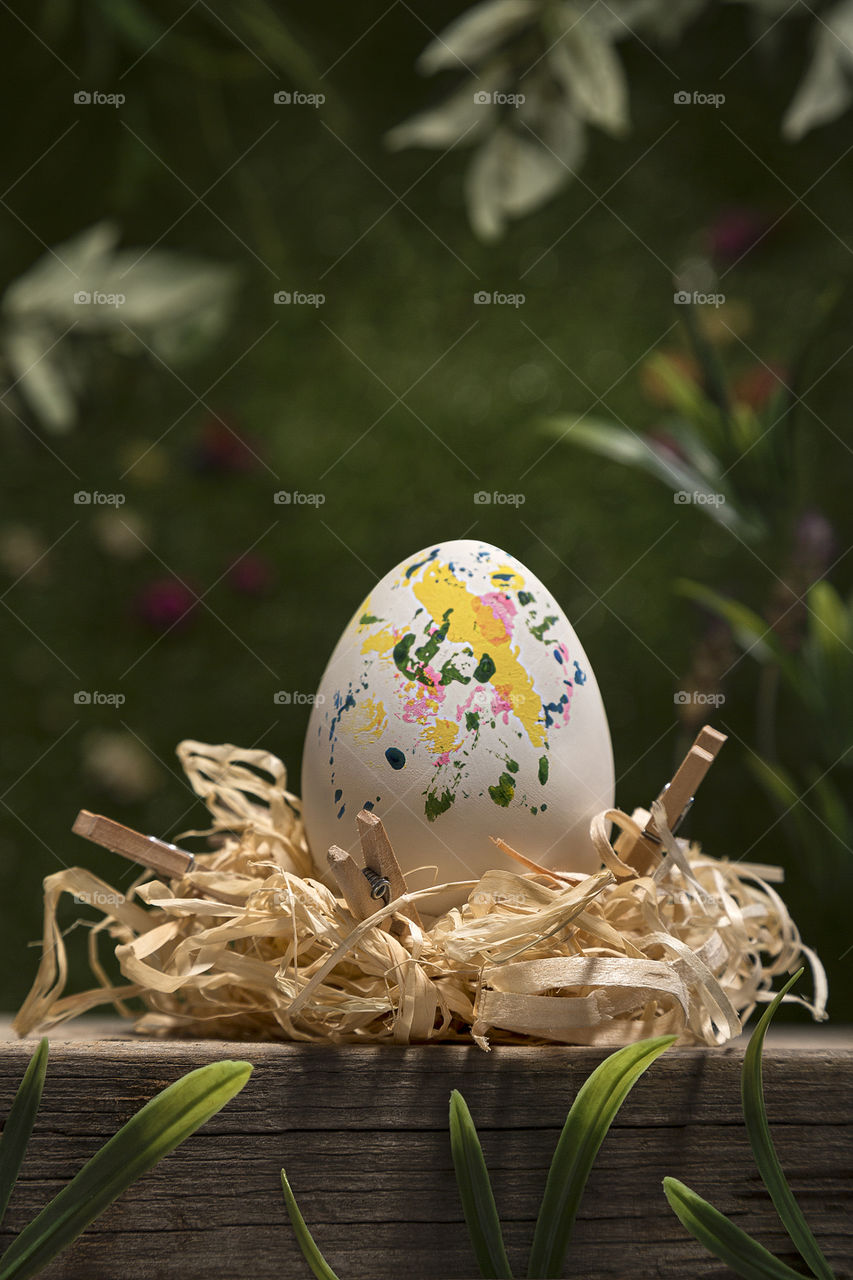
[301, 540, 614, 900]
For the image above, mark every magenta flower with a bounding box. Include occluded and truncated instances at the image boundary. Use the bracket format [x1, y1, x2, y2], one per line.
[707, 208, 773, 265]
[227, 552, 274, 596]
[133, 578, 197, 631]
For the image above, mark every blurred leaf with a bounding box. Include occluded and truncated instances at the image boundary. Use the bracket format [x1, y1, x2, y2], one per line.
[547, 13, 629, 136]
[677, 581, 795, 673]
[782, 0, 853, 140]
[527, 1036, 675, 1279]
[386, 76, 499, 150]
[449, 1090, 513, 1279]
[417, 0, 538, 74]
[280, 1170, 341, 1280]
[0, 1040, 48, 1230]
[663, 1178, 810, 1280]
[548, 415, 751, 532]
[742, 969, 834, 1280]
[643, 352, 720, 434]
[3, 329, 77, 434]
[463, 84, 587, 239]
[93, 0, 163, 48]
[0, 1061, 252, 1280]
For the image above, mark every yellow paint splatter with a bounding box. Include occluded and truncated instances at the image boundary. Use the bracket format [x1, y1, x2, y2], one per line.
[361, 626, 398, 657]
[422, 717, 461, 756]
[346, 696, 388, 742]
[490, 565, 524, 590]
[412, 561, 545, 747]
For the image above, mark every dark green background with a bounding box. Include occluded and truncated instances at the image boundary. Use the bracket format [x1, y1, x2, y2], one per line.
[1, 4, 850, 1016]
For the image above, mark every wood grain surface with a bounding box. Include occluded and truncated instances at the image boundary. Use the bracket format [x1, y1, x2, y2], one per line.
[0, 1028, 849, 1280]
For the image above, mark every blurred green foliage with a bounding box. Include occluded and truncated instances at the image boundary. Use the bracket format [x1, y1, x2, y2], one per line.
[0, 3, 850, 1017]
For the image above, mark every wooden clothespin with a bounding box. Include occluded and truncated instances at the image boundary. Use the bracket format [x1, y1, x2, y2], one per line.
[326, 809, 421, 931]
[72, 810, 195, 880]
[616, 725, 727, 874]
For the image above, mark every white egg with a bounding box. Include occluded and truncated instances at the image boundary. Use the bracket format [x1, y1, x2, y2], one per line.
[301, 540, 614, 903]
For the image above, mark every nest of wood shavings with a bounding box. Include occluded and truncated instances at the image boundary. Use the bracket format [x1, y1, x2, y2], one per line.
[14, 740, 827, 1048]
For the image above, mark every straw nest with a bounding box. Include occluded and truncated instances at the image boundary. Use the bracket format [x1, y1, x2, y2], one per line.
[14, 741, 826, 1048]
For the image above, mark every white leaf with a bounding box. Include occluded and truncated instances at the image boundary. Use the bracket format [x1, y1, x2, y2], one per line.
[5, 326, 77, 433]
[2, 222, 120, 321]
[548, 13, 630, 135]
[782, 0, 853, 140]
[417, 0, 538, 75]
[386, 76, 500, 150]
[465, 104, 584, 240]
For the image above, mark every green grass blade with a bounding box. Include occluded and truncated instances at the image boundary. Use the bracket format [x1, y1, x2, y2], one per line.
[743, 970, 835, 1280]
[527, 1035, 676, 1279]
[0, 1040, 49, 1229]
[449, 1090, 513, 1279]
[663, 1177, 809, 1279]
[0, 1060, 252, 1280]
[280, 1170, 342, 1280]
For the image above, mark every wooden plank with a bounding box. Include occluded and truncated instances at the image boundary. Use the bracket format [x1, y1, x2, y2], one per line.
[0, 1032, 848, 1279]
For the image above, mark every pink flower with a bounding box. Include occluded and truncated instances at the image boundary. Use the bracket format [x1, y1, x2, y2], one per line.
[227, 553, 274, 596]
[133, 578, 197, 631]
[707, 208, 773, 265]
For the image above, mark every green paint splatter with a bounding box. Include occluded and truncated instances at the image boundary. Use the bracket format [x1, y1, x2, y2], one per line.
[425, 788, 455, 821]
[531, 806, 539, 815]
[506, 758, 519, 773]
[359, 613, 382, 625]
[440, 657, 469, 687]
[538, 756, 549, 785]
[473, 652, 496, 681]
[393, 610, 455, 685]
[530, 615, 558, 642]
[518, 591, 533, 606]
[465, 711, 480, 731]
[488, 772, 516, 807]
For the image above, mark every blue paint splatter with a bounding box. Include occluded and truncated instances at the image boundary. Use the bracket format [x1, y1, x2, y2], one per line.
[385, 747, 406, 770]
[543, 693, 571, 727]
[334, 788, 342, 803]
[363, 800, 374, 811]
[405, 548, 439, 579]
[337, 804, 346, 820]
[574, 661, 587, 685]
[553, 648, 564, 664]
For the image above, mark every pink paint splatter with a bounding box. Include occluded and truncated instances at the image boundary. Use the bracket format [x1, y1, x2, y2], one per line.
[457, 686, 488, 723]
[402, 665, 446, 722]
[491, 688, 515, 726]
[481, 591, 516, 633]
